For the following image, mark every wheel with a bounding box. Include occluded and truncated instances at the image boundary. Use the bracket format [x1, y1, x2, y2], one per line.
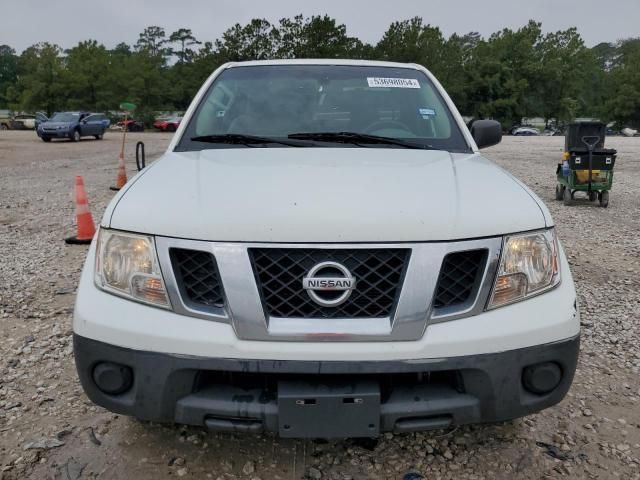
[555, 184, 564, 201]
[599, 191, 609, 208]
[94, 133, 103, 140]
[589, 191, 597, 202]
[0, 123, 8, 130]
[70, 129, 81, 142]
[563, 188, 573, 206]
[166, 124, 176, 132]
[41, 137, 51, 142]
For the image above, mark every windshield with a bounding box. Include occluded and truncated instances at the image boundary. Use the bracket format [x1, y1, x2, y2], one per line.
[50, 112, 80, 123]
[177, 65, 470, 152]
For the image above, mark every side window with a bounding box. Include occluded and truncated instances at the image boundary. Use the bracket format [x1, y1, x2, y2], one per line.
[84, 115, 95, 123]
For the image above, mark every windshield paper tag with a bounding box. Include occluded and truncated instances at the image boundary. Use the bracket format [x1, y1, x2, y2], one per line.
[419, 108, 436, 118]
[367, 77, 420, 89]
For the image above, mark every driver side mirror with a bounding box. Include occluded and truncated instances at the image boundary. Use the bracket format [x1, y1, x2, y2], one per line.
[471, 120, 502, 149]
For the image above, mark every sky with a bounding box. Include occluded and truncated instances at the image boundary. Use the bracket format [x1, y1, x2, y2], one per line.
[2, 0, 639, 52]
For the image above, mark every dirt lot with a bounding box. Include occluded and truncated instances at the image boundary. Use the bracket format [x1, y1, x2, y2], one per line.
[0, 130, 639, 480]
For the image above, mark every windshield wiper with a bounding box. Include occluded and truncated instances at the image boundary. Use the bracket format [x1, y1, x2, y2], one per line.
[191, 133, 308, 147]
[287, 131, 433, 149]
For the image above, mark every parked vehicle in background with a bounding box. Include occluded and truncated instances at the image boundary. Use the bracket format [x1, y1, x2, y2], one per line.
[621, 127, 638, 137]
[0, 112, 48, 130]
[153, 117, 182, 132]
[117, 119, 145, 132]
[0, 110, 10, 129]
[11, 114, 37, 129]
[509, 124, 531, 135]
[513, 126, 540, 136]
[37, 112, 109, 142]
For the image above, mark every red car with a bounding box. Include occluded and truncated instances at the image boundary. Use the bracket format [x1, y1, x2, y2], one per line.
[153, 117, 182, 132]
[117, 119, 145, 132]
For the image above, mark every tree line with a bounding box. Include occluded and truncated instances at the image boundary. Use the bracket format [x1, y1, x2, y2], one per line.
[0, 15, 638, 128]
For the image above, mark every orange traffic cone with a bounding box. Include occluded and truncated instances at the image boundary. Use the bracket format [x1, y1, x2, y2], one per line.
[110, 152, 128, 191]
[65, 176, 96, 245]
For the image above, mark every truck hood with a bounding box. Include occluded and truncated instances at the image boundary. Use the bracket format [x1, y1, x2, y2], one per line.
[107, 148, 548, 242]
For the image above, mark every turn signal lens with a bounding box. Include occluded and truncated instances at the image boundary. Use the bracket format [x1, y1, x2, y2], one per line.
[488, 229, 560, 309]
[131, 274, 169, 306]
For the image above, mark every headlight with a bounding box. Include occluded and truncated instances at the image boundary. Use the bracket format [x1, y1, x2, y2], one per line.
[488, 229, 560, 309]
[94, 229, 170, 308]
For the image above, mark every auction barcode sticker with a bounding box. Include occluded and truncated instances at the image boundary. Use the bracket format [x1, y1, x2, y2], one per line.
[367, 77, 421, 88]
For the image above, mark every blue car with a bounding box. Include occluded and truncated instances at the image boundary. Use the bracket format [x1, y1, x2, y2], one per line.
[37, 112, 110, 142]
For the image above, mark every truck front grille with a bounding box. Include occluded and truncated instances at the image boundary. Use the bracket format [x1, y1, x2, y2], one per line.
[170, 248, 225, 309]
[433, 250, 488, 308]
[249, 248, 410, 319]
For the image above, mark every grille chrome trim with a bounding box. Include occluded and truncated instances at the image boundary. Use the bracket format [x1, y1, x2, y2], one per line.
[155, 237, 502, 341]
[249, 248, 410, 319]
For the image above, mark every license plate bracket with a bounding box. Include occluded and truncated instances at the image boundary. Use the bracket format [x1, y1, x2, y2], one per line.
[278, 380, 380, 438]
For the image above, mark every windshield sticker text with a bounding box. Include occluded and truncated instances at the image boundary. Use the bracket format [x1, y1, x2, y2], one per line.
[367, 77, 421, 89]
[419, 108, 436, 118]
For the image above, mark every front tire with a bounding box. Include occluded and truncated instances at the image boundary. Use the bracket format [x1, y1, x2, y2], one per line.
[41, 137, 51, 142]
[166, 124, 176, 132]
[599, 191, 609, 208]
[95, 133, 103, 140]
[555, 184, 564, 201]
[70, 129, 81, 142]
[563, 188, 573, 206]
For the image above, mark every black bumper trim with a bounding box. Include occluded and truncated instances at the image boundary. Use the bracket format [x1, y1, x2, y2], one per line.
[74, 333, 579, 436]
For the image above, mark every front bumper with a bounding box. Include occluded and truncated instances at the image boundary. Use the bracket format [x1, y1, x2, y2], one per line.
[39, 130, 70, 138]
[74, 333, 579, 437]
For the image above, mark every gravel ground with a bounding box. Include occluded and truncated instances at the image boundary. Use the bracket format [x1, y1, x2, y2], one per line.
[0, 131, 639, 480]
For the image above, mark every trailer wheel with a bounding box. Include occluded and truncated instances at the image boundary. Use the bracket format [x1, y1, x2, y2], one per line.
[563, 188, 573, 206]
[589, 191, 597, 202]
[599, 191, 609, 208]
[555, 185, 564, 201]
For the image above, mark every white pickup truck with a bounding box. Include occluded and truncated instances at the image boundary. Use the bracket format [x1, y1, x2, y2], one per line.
[73, 60, 579, 438]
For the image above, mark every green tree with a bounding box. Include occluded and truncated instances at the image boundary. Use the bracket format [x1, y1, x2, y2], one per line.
[124, 50, 169, 114]
[14, 43, 65, 115]
[603, 39, 640, 127]
[376, 18, 447, 67]
[64, 40, 112, 111]
[277, 15, 365, 58]
[535, 27, 593, 124]
[464, 21, 542, 126]
[136, 26, 170, 59]
[215, 19, 278, 61]
[441, 32, 481, 109]
[0, 45, 18, 108]
[168, 28, 201, 64]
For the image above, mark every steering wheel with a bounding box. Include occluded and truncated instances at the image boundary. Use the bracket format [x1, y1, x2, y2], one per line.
[364, 120, 412, 135]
